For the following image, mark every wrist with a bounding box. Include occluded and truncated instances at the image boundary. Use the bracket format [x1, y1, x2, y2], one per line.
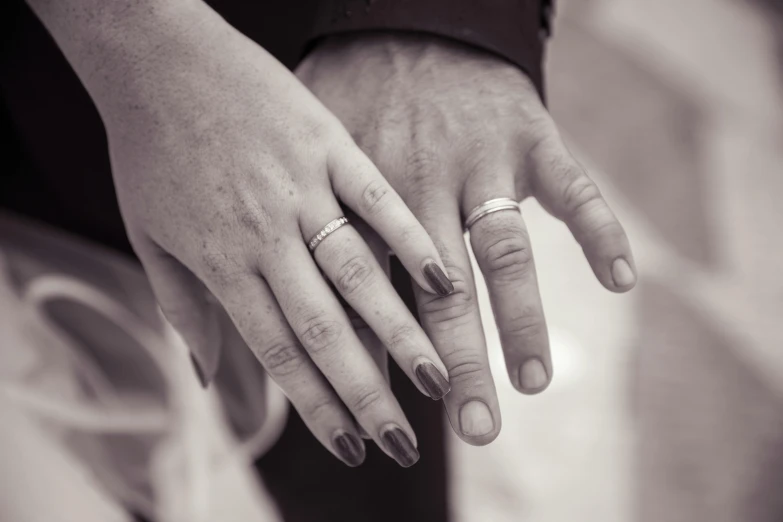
[28, 0, 225, 112]
[303, 32, 523, 87]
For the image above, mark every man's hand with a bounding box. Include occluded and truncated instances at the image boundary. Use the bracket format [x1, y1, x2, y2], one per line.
[298, 33, 637, 445]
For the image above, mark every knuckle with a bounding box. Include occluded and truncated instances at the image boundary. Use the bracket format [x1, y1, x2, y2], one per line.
[403, 147, 444, 193]
[418, 266, 476, 333]
[198, 244, 244, 288]
[335, 256, 375, 296]
[303, 395, 337, 421]
[200, 249, 226, 275]
[585, 217, 625, 243]
[307, 121, 332, 143]
[500, 313, 547, 341]
[406, 147, 439, 176]
[389, 222, 417, 246]
[359, 179, 392, 216]
[258, 337, 302, 377]
[232, 192, 274, 243]
[298, 315, 343, 355]
[349, 386, 383, 414]
[442, 347, 486, 383]
[562, 172, 602, 216]
[386, 324, 417, 351]
[482, 234, 533, 281]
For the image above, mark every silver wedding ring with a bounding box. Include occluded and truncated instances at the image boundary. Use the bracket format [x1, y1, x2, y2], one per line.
[464, 197, 521, 229]
[308, 216, 350, 252]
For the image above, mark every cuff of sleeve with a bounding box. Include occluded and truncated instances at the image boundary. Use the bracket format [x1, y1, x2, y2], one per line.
[308, 0, 548, 100]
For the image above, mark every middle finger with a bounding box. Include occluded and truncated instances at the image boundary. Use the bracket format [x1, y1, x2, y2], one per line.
[303, 205, 451, 401]
[412, 194, 503, 446]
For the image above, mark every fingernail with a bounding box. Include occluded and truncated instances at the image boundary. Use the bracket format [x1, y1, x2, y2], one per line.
[611, 258, 636, 288]
[519, 357, 548, 392]
[332, 430, 365, 467]
[459, 400, 494, 437]
[422, 260, 454, 297]
[190, 353, 209, 389]
[414, 360, 451, 400]
[381, 425, 419, 467]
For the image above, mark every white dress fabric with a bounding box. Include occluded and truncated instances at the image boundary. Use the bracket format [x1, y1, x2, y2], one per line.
[0, 213, 288, 522]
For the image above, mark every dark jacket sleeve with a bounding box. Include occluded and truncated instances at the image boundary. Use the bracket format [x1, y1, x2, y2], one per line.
[307, 0, 553, 98]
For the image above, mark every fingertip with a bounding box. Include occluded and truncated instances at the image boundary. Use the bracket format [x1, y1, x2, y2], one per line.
[514, 357, 551, 395]
[460, 431, 501, 447]
[449, 400, 502, 446]
[610, 257, 637, 292]
[413, 358, 451, 400]
[455, 400, 500, 445]
[332, 430, 366, 467]
[421, 259, 455, 297]
[585, 246, 637, 293]
[379, 424, 420, 467]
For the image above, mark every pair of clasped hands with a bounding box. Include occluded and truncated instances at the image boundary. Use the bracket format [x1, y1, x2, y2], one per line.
[49, 2, 636, 467]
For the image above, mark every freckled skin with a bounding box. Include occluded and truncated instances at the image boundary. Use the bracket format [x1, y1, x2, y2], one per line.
[84, 11, 352, 274]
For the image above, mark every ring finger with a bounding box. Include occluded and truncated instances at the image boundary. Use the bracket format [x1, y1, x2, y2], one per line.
[344, 216, 391, 381]
[464, 175, 552, 394]
[301, 202, 451, 401]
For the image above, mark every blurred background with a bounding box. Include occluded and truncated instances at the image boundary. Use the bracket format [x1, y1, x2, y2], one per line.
[451, 0, 783, 521]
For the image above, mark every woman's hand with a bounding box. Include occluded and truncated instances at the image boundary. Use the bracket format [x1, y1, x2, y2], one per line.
[298, 33, 637, 445]
[29, 0, 454, 467]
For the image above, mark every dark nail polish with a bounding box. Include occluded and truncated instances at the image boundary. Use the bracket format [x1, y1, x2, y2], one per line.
[381, 426, 419, 467]
[332, 431, 365, 467]
[415, 362, 451, 400]
[190, 353, 208, 389]
[423, 261, 454, 297]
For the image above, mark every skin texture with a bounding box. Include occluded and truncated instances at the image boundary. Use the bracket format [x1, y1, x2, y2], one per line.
[26, 0, 455, 467]
[298, 32, 637, 445]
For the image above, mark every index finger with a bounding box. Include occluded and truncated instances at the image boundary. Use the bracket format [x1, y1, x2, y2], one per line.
[412, 196, 503, 446]
[329, 145, 455, 298]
